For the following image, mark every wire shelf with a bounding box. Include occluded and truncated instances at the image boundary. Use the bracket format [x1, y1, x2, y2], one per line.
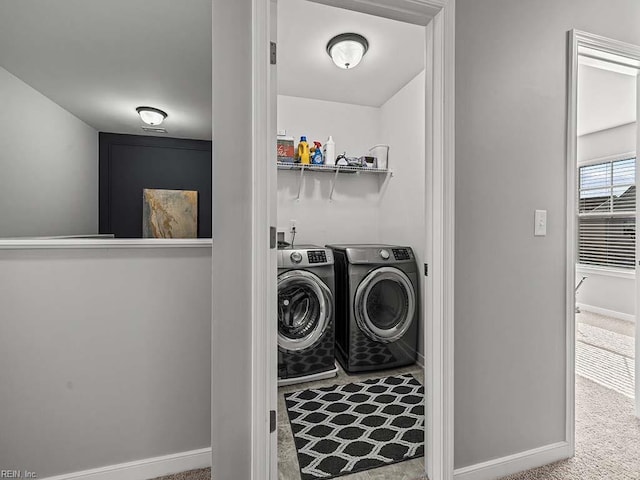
[277, 161, 391, 174]
[276, 162, 392, 200]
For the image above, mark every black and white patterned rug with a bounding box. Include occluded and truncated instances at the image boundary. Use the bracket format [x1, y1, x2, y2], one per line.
[284, 374, 424, 479]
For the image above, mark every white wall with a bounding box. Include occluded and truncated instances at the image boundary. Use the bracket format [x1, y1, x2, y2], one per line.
[379, 71, 426, 357]
[578, 122, 636, 162]
[0, 66, 98, 238]
[577, 122, 637, 320]
[455, 0, 640, 471]
[277, 95, 382, 246]
[576, 267, 635, 320]
[0, 247, 212, 478]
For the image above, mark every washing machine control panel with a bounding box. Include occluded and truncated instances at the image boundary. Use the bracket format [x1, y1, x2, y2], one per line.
[307, 250, 328, 264]
[392, 248, 411, 261]
[278, 247, 334, 268]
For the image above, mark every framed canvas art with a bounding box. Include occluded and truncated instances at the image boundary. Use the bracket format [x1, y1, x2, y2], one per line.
[142, 189, 198, 238]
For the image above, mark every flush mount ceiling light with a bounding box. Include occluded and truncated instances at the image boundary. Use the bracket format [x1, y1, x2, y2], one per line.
[136, 106, 167, 126]
[326, 33, 369, 69]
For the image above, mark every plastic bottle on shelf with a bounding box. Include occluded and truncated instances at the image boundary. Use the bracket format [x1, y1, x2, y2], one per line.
[323, 136, 335, 166]
[312, 142, 323, 164]
[297, 136, 310, 164]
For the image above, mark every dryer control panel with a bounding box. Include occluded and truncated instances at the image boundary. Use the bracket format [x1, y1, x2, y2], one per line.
[332, 245, 415, 265]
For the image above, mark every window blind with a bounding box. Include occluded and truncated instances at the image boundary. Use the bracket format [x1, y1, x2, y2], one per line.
[578, 158, 636, 270]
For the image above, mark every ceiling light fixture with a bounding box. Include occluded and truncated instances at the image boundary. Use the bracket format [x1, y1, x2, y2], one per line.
[326, 33, 369, 70]
[136, 106, 168, 126]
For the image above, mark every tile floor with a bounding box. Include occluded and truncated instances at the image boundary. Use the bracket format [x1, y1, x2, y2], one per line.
[277, 363, 426, 480]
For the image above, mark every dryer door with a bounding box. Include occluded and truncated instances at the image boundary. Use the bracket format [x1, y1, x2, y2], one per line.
[354, 266, 416, 343]
[278, 270, 332, 353]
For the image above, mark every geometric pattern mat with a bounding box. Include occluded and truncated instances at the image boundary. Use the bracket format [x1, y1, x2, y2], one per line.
[284, 374, 424, 479]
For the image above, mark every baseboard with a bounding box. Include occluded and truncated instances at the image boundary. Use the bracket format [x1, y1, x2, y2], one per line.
[40, 448, 211, 480]
[577, 303, 635, 323]
[453, 441, 571, 480]
[416, 351, 425, 368]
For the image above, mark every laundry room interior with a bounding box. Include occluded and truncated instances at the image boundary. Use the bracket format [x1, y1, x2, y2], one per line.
[275, 0, 428, 478]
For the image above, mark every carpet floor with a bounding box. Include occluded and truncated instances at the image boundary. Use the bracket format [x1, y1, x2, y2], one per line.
[576, 312, 635, 398]
[502, 312, 639, 479]
[501, 375, 640, 480]
[151, 468, 210, 480]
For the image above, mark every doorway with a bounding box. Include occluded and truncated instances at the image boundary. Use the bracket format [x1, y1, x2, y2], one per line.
[567, 29, 640, 462]
[211, 0, 454, 478]
[263, 1, 455, 479]
[575, 53, 637, 398]
[273, 1, 428, 478]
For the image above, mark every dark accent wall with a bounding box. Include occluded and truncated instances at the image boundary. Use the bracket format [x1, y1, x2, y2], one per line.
[99, 133, 212, 238]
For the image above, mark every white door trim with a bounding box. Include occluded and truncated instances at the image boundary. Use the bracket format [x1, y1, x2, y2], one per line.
[251, 0, 275, 478]
[249, 1, 456, 479]
[566, 30, 640, 453]
[307, 0, 445, 25]
[566, 28, 579, 459]
[637, 72, 640, 416]
[430, 2, 456, 479]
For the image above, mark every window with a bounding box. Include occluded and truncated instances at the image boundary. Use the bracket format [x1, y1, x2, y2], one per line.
[578, 157, 636, 269]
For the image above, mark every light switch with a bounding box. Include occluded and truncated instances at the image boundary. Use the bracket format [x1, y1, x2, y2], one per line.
[534, 209, 547, 236]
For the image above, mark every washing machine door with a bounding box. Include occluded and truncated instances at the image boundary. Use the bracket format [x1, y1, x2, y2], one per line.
[354, 266, 416, 343]
[278, 270, 332, 353]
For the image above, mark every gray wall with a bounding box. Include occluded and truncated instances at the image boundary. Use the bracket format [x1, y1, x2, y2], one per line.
[455, 0, 640, 469]
[0, 248, 212, 477]
[211, 0, 253, 479]
[0, 66, 98, 238]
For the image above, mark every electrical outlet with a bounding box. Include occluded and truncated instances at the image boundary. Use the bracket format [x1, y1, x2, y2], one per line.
[289, 219, 297, 232]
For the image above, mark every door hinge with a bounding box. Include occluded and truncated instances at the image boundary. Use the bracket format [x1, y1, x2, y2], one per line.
[270, 42, 277, 65]
[270, 226, 277, 249]
[424, 263, 429, 277]
[270, 410, 276, 433]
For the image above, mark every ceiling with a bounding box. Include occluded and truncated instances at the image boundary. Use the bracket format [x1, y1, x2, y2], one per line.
[278, 0, 425, 107]
[578, 63, 637, 137]
[0, 0, 212, 140]
[0, 0, 424, 139]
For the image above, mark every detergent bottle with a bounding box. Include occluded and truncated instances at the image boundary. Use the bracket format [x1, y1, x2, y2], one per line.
[323, 136, 336, 166]
[277, 130, 295, 163]
[312, 142, 323, 164]
[297, 136, 310, 164]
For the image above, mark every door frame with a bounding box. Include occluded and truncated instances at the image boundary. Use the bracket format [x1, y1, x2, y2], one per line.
[566, 30, 640, 456]
[249, 1, 456, 478]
